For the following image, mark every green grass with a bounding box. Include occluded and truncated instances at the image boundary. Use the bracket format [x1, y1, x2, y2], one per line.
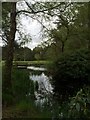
[3, 99, 52, 118]
[2, 62, 90, 118]
[0, 61, 2, 67]
[2, 67, 52, 118]
[13, 60, 52, 66]
[1, 60, 53, 66]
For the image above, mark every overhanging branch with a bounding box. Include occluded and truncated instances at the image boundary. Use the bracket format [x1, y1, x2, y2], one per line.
[16, 3, 63, 16]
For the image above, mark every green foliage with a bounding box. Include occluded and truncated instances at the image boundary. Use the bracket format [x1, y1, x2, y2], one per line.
[57, 86, 90, 119]
[2, 3, 11, 31]
[34, 53, 41, 60]
[51, 49, 89, 97]
[3, 99, 52, 118]
[2, 67, 52, 118]
[2, 67, 35, 105]
[51, 26, 68, 42]
[12, 69, 30, 102]
[29, 80, 35, 99]
[68, 86, 90, 118]
[14, 47, 34, 61]
[2, 66, 13, 106]
[13, 60, 52, 66]
[2, 93, 13, 106]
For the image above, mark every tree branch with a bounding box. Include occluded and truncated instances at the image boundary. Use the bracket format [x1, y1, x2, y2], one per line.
[25, 1, 35, 13]
[16, 3, 63, 16]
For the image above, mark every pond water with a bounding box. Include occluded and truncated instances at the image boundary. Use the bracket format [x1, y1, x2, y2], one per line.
[27, 66, 53, 107]
[27, 66, 62, 118]
[16, 65, 87, 118]
[17, 65, 67, 118]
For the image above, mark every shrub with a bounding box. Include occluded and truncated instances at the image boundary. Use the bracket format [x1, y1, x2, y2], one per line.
[58, 86, 90, 118]
[68, 86, 90, 118]
[51, 49, 89, 98]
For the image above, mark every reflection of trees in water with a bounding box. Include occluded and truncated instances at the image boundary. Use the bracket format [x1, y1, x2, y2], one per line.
[28, 66, 82, 102]
[28, 66, 71, 118]
[29, 68, 54, 110]
[30, 72, 53, 93]
[29, 70, 48, 75]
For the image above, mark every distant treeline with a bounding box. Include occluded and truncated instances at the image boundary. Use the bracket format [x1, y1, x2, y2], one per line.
[2, 35, 88, 62]
[2, 45, 51, 61]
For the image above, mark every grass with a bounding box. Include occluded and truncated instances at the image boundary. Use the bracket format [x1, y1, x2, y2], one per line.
[0, 61, 2, 66]
[2, 67, 52, 118]
[13, 60, 52, 66]
[2, 63, 90, 118]
[2, 100, 52, 118]
[1, 60, 53, 66]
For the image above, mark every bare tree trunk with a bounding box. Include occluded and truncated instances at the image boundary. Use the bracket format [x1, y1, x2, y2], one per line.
[4, 2, 16, 105]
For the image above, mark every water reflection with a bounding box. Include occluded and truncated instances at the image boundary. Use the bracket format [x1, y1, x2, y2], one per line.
[29, 66, 53, 107]
[27, 66, 47, 71]
[30, 72, 53, 93]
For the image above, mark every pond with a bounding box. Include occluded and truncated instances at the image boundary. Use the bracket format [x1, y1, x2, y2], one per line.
[27, 65, 63, 118]
[17, 65, 67, 118]
[27, 66, 53, 106]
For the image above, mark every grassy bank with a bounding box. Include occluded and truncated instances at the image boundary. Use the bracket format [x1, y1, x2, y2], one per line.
[2, 61, 90, 118]
[2, 67, 52, 118]
[13, 60, 52, 66]
[3, 99, 52, 118]
[2, 60, 53, 66]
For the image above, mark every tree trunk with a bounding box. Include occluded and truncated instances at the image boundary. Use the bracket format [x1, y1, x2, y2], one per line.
[88, 2, 90, 50]
[3, 2, 16, 105]
[61, 41, 64, 53]
[88, 2, 90, 83]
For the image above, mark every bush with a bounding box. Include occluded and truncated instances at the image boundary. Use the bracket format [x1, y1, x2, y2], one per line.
[68, 86, 90, 118]
[58, 86, 90, 118]
[51, 49, 89, 98]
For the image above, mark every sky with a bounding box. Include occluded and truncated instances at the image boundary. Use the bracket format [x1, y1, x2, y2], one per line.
[1, 1, 56, 49]
[18, 15, 57, 50]
[0, 0, 44, 49]
[20, 17, 43, 50]
[15, 1, 49, 50]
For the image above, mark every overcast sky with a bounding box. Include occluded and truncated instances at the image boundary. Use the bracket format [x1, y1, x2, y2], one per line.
[17, 12, 57, 50]
[0, 1, 44, 49]
[20, 17, 43, 50]
[1, 1, 56, 49]
[15, 1, 49, 50]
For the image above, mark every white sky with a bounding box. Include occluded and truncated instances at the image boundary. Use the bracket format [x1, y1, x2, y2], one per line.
[20, 17, 43, 50]
[19, 16, 57, 50]
[16, 1, 49, 50]
[1, 1, 56, 49]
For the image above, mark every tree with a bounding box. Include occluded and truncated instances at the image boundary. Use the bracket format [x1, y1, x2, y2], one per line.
[3, 3, 16, 104]
[88, 2, 90, 50]
[68, 3, 88, 50]
[45, 3, 78, 54]
[2, 2, 65, 105]
[2, 3, 11, 45]
[3, 1, 88, 105]
[48, 3, 89, 55]
[50, 25, 69, 53]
